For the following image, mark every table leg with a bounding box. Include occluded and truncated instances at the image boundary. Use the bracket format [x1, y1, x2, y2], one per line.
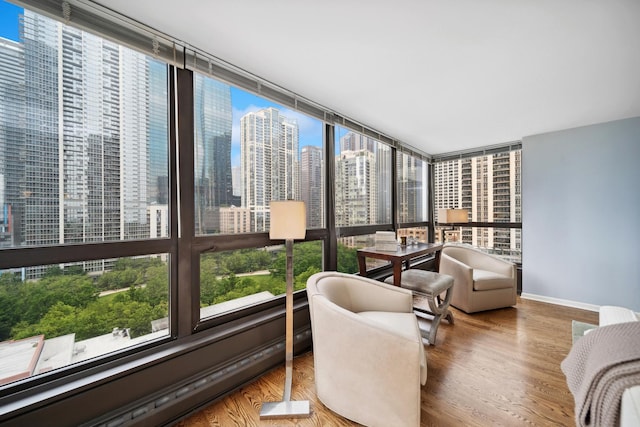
[392, 261, 403, 286]
[357, 254, 367, 277]
[434, 250, 442, 271]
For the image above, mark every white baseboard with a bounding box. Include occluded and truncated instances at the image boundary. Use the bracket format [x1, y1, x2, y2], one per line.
[520, 293, 600, 312]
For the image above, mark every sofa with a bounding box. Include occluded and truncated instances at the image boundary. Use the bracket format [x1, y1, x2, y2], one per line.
[306, 272, 426, 427]
[439, 243, 517, 313]
[565, 305, 640, 427]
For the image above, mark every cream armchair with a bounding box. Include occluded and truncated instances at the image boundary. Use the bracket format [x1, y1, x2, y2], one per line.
[306, 272, 426, 427]
[439, 244, 517, 313]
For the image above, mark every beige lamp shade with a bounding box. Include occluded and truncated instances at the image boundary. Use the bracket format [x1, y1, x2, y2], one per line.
[269, 200, 307, 240]
[438, 208, 469, 224]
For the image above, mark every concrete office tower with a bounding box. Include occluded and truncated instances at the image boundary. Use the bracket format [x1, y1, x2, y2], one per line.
[340, 132, 391, 224]
[433, 160, 462, 222]
[340, 132, 375, 153]
[240, 107, 299, 232]
[335, 148, 378, 227]
[194, 75, 233, 234]
[0, 38, 25, 247]
[219, 205, 251, 234]
[300, 145, 323, 228]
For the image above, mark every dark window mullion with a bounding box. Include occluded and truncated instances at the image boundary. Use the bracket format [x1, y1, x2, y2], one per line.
[0, 239, 173, 270]
[175, 67, 197, 336]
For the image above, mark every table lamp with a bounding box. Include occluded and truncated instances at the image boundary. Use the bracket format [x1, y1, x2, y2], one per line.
[438, 208, 468, 242]
[259, 200, 311, 419]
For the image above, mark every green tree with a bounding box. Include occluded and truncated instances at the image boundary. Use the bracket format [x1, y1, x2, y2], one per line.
[12, 302, 79, 340]
[270, 241, 322, 281]
[295, 266, 321, 291]
[143, 265, 168, 306]
[97, 268, 141, 291]
[16, 274, 98, 325]
[337, 243, 359, 274]
[0, 273, 22, 340]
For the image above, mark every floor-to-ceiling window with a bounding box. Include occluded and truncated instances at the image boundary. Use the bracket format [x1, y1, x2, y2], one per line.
[0, 3, 172, 386]
[0, 1, 432, 423]
[433, 145, 522, 263]
[191, 73, 325, 323]
[396, 151, 429, 245]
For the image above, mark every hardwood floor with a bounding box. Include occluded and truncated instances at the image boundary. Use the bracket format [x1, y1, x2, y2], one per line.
[174, 297, 598, 426]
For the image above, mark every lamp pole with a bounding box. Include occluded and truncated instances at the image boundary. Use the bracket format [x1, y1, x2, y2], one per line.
[259, 201, 310, 419]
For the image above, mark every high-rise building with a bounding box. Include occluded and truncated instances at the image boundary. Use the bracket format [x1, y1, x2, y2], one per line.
[194, 75, 233, 234]
[434, 150, 521, 257]
[240, 107, 299, 232]
[335, 132, 390, 227]
[1, 11, 168, 276]
[397, 153, 426, 223]
[148, 61, 169, 207]
[231, 166, 241, 198]
[335, 149, 377, 226]
[0, 38, 25, 247]
[300, 145, 323, 228]
[219, 205, 251, 234]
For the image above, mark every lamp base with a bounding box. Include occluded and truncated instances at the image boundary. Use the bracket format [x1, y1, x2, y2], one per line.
[259, 400, 311, 419]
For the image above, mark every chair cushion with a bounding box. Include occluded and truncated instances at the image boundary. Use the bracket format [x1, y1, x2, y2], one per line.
[385, 269, 454, 296]
[358, 311, 427, 385]
[473, 269, 514, 291]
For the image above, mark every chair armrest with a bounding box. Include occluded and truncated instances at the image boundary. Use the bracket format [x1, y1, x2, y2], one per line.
[439, 253, 474, 310]
[439, 253, 473, 284]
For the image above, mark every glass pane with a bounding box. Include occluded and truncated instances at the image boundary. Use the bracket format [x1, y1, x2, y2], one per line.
[199, 241, 322, 320]
[334, 127, 392, 226]
[193, 74, 324, 235]
[0, 7, 169, 249]
[434, 149, 522, 261]
[397, 226, 428, 245]
[0, 255, 169, 386]
[397, 152, 428, 223]
[336, 233, 387, 274]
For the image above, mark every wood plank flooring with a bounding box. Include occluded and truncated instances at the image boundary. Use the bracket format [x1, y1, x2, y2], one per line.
[174, 297, 598, 426]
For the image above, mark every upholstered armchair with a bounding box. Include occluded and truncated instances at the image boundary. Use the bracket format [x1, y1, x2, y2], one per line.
[306, 272, 426, 427]
[439, 244, 517, 313]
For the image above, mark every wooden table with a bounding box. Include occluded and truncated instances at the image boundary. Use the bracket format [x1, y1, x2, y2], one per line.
[357, 242, 444, 286]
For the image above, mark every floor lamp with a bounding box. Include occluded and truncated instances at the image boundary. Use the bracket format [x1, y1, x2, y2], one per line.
[259, 200, 311, 419]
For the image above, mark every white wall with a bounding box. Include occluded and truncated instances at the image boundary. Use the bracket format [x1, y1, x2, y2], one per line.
[522, 117, 640, 311]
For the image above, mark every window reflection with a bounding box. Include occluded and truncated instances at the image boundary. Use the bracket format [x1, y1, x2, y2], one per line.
[193, 76, 324, 235]
[334, 127, 392, 227]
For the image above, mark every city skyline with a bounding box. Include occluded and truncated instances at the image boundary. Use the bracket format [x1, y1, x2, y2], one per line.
[0, 8, 169, 265]
[0, 1, 323, 170]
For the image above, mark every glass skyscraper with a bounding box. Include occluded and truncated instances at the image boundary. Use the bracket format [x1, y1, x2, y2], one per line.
[0, 11, 169, 275]
[194, 75, 233, 234]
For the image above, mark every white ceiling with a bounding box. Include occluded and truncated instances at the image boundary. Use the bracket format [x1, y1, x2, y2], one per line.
[95, 0, 640, 156]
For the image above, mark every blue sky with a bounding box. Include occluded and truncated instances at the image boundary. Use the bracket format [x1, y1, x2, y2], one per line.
[0, 1, 21, 41]
[0, 1, 324, 168]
